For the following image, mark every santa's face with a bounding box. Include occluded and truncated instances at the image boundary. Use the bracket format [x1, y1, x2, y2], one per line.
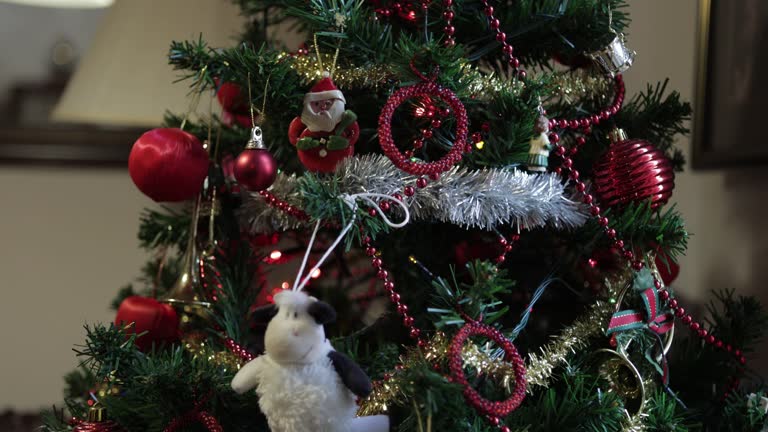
[310, 99, 334, 113]
[302, 97, 345, 133]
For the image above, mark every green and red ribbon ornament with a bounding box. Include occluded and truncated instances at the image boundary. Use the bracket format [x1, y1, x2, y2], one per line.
[607, 286, 674, 335]
[606, 285, 674, 384]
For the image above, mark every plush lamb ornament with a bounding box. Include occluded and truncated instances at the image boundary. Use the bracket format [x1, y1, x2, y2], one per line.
[231, 290, 389, 432]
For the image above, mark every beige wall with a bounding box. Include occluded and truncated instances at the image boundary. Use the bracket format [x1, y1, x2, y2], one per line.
[0, 167, 150, 410]
[1, 0, 765, 412]
[626, 0, 768, 372]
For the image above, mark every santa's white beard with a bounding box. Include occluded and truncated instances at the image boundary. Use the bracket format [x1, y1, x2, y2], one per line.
[301, 99, 345, 133]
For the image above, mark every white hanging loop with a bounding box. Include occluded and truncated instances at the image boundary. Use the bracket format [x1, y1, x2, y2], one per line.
[292, 192, 410, 292]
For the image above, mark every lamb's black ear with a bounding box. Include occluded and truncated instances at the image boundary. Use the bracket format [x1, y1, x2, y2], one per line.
[307, 301, 337, 325]
[251, 304, 278, 323]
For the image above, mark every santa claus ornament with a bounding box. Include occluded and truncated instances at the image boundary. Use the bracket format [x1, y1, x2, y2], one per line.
[288, 73, 360, 172]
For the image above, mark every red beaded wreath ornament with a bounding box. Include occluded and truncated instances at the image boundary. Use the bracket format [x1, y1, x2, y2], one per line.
[378, 65, 469, 177]
[448, 321, 527, 421]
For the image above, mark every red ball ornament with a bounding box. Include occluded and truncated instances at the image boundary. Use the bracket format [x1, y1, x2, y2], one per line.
[593, 133, 675, 209]
[114, 296, 179, 352]
[654, 249, 680, 285]
[234, 127, 277, 191]
[128, 128, 209, 202]
[215, 81, 248, 113]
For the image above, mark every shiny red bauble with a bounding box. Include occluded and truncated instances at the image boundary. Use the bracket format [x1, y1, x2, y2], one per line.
[114, 296, 179, 352]
[128, 128, 209, 202]
[234, 148, 277, 191]
[593, 139, 675, 209]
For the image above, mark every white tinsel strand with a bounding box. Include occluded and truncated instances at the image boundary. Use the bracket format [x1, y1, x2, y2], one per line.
[239, 155, 589, 233]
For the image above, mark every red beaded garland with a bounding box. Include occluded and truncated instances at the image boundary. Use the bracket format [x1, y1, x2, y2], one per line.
[447, 321, 527, 418]
[362, 236, 424, 344]
[549, 75, 625, 133]
[379, 82, 468, 176]
[224, 337, 255, 362]
[549, 100, 746, 366]
[480, 0, 524, 75]
[258, 190, 310, 221]
[442, 0, 456, 46]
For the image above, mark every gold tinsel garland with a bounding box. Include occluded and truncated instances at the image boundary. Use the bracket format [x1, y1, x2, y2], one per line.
[283, 52, 611, 103]
[358, 270, 631, 420]
[183, 334, 244, 372]
[525, 270, 627, 389]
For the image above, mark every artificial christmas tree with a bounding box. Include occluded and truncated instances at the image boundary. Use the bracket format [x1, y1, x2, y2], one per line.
[44, 1, 768, 431]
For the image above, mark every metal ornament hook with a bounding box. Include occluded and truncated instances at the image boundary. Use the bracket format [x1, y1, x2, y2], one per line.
[245, 126, 265, 150]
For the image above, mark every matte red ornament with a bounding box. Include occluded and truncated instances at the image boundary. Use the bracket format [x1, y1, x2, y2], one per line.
[655, 252, 680, 285]
[234, 127, 277, 191]
[128, 128, 209, 202]
[114, 296, 179, 352]
[216, 81, 248, 112]
[592, 137, 675, 209]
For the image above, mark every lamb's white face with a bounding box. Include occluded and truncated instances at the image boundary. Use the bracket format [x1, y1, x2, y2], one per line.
[264, 291, 328, 364]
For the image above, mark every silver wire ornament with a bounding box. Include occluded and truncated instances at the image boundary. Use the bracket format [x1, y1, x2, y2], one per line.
[589, 33, 636, 77]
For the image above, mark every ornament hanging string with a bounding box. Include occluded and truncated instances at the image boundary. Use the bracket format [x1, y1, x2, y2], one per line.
[180, 65, 208, 131]
[313, 33, 341, 76]
[246, 71, 271, 127]
[292, 193, 410, 292]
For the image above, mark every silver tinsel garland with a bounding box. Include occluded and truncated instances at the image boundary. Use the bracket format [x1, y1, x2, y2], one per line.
[240, 155, 589, 233]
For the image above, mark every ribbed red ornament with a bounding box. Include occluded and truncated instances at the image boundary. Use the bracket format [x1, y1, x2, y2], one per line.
[592, 139, 674, 209]
[128, 128, 209, 202]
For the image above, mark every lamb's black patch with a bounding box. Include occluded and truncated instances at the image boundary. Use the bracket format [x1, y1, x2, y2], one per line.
[251, 304, 278, 323]
[307, 301, 337, 325]
[328, 351, 373, 398]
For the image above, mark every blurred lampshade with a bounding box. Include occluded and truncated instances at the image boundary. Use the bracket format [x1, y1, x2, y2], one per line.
[0, 0, 112, 7]
[51, 0, 245, 127]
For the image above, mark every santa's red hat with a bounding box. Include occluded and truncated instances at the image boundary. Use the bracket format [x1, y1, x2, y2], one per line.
[304, 74, 345, 103]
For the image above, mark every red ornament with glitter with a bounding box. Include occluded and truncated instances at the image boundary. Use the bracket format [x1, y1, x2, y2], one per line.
[234, 126, 277, 191]
[114, 296, 179, 352]
[128, 128, 209, 202]
[592, 129, 675, 209]
[72, 404, 125, 432]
